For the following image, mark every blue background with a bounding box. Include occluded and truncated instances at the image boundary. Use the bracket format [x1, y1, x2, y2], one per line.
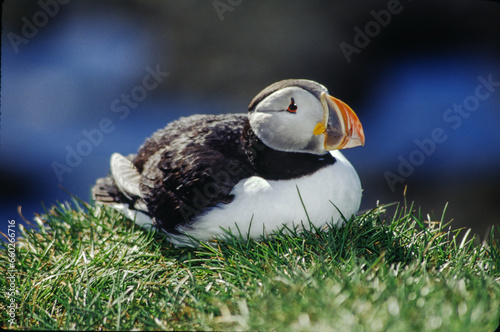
[2, 0, 499, 239]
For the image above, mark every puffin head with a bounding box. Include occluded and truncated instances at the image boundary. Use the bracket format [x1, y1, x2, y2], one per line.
[248, 79, 365, 155]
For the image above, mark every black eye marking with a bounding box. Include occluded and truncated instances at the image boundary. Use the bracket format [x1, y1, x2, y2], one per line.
[286, 97, 297, 113]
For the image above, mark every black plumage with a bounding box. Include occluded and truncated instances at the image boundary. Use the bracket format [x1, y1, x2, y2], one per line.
[134, 114, 254, 233]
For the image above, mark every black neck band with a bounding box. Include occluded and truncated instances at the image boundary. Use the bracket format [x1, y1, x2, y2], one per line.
[240, 120, 336, 180]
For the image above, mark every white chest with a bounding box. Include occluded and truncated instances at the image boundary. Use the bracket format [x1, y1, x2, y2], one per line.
[176, 150, 362, 242]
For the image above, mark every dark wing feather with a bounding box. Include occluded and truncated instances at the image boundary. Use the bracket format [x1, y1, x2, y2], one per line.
[134, 114, 255, 233]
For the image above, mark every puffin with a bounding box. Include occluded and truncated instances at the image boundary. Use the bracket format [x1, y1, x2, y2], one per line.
[92, 79, 365, 246]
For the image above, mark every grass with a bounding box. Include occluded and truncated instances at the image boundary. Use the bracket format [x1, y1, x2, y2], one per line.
[1, 198, 499, 331]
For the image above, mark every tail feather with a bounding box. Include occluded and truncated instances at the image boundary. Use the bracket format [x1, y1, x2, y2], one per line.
[93, 173, 150, 211]
[92, 176, 128, 203]
[92, 153, 153, 227]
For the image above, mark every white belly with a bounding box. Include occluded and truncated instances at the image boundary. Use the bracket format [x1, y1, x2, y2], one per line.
[175, 150, 362, 243]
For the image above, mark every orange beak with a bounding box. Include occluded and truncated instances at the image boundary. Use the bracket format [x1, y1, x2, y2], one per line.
[314, 92, 365, 150]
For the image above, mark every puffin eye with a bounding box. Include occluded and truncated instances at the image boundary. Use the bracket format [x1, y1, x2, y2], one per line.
[286, 97, 298, 113]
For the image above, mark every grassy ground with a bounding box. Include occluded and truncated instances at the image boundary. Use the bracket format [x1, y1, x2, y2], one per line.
[1, 198, 499, 331]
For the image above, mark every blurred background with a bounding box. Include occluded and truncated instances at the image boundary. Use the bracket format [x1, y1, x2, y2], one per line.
[2, 0, 499, 239]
